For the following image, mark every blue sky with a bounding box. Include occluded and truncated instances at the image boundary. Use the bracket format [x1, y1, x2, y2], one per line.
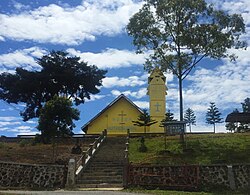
[0, 0, 249, 136]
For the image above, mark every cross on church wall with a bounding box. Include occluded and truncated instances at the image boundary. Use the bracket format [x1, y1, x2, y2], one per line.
[154, 102, 161, 112]
[118, 111, 127, 125]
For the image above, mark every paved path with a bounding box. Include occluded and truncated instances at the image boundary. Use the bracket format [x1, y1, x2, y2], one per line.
[0, 190, 148, 195]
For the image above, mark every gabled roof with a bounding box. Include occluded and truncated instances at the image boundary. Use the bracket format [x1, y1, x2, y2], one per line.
[225, 112, 250, 123]
[81, 94, 143, 131]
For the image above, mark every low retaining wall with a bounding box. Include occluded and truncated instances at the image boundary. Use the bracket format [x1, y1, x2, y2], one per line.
[0, 161, 67, 189]
[127, 164, 250, 191]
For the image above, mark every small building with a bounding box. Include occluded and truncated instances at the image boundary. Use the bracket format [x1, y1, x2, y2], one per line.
[81, 94, 144, 135]
[225, 112, 250, 123]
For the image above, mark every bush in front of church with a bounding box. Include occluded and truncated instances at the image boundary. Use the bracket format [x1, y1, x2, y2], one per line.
[138, 136, 148, 152]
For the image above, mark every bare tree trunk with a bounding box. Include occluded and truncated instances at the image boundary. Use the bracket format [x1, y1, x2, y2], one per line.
[179, 77, 183, 121]
[179, 77, 184, 145]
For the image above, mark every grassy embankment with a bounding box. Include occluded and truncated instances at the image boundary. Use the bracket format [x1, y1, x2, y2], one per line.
[129, 133, 250, 165]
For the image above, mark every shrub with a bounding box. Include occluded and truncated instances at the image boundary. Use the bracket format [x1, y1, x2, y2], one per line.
[0, 142, 5, 149]
[138, 136, 148, 152]
[19, 139, 31, 147]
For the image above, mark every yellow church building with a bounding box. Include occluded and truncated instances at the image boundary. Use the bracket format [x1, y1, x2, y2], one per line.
[81, 94, 145, 134]
[82, 67, 167, 135]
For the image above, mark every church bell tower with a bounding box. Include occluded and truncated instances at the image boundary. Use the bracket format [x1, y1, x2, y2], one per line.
[147, 67, 167, 132]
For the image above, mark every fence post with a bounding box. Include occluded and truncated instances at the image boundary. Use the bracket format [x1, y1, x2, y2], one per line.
[93, 139, 98, 150]
[66, 159, 76, 187]
[103, 129, 107, 136]
[227, 165, 236, 190]
[88, 144, 93, 156]
[82, 152, 87, 166]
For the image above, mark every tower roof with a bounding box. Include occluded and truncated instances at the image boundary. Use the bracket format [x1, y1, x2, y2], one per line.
[148, 67, 166, 83]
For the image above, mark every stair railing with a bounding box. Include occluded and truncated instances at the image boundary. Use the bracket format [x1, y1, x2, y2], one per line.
[123, 129, 130, 187]
[75, 129, 107, 176]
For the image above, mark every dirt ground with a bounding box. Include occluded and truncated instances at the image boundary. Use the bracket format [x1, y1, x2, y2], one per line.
[0, 138, 94, 165]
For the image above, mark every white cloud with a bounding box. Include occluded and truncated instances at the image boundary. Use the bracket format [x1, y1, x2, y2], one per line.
[67, 48, 147, 69]
[0, 1, 143, 45]
[0, 47, 47, 72]
[111, 88, 147, 99]
[133, 101, 149, 109]
[85, 94, 106, 102]
[13, 2, 31, 11]
[103, 75, 146, 88]
[0, 36, 5, 42]
[0, 121, 22, 127]
[184, 54, 250, 110]
[0, 116, 20, 122]
[191, 124, 227, 133]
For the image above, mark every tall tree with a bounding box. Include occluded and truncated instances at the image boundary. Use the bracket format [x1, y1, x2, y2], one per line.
[241, 97, 250, 113]
[37, 95, 80, 143]
[132, 109, 157, 133]
[160, 109, 176, 126]
[225, 109, 239, 133]
[206, 102, 223, 133]
[0, 51, 107, 121]
[239, 97, 250, 132]
[127, 0, 246, 121]
[184, 108, 196, 133]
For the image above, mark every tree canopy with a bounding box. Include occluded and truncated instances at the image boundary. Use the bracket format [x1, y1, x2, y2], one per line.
[242, 98, 250, 113]
[132, 109, 157, 133]
[160, 109, 176, 126]
[226, 98, 250, 132]
[127, 0, 246, 120]
[206, 102, 223, 133]
[184, 108, 196, 132]
[0, 51, 107, 121]
[37, 95, 80, 143]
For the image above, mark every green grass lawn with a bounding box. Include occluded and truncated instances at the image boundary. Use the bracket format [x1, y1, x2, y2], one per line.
[129, 133, 250, 165]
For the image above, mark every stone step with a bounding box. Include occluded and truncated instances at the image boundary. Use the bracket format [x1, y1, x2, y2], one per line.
[77, 178, 123, 184]
[75, 183, 123, 188]
[84, 167, 123, 172]
[80, 175, 123, 181]
[80, 172, 123, 178]
[88, 162, 123, 166]
[76, 136, 127, 187]
[86, 165, 123, 170]
[89, 161, 124, 165]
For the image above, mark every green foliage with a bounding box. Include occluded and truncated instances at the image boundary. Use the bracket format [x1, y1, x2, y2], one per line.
[129, 134, 250, 165]
[241, 97, 250, 113]
[127, 0, 246, 121]
[138, 136, 148, 152]
[37, 95, 80, 143]
[160, 110, 176, 126]
[132, 109, 157, 133]
[184, 108, 196, 132]
[0, 50, 107, 121]
[225, 122, 237, 133]
[0, 142, 5, 149]
[206, 102, 223, 133]
[19, 139, 31, 147]
[225, 98, 250, 133]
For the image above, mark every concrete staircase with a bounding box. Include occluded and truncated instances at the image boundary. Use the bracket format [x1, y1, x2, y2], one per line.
[76, 137, 126, 188]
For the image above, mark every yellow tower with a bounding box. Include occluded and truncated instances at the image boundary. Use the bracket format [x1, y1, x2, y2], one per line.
[147, 67, 167, 132]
